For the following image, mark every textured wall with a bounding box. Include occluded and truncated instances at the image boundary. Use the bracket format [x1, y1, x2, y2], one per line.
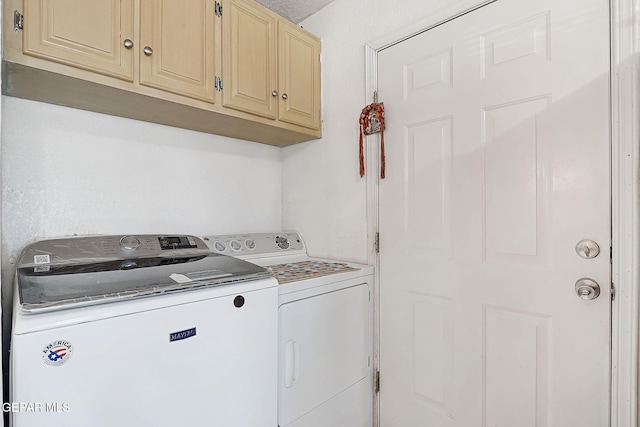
[2, 97, 283, 267]
[283, 0, 482, 263]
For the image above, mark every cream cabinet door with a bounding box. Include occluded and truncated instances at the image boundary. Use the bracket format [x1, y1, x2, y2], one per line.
[23, 0, 134, 81]
[278, 21, 321, 130]
[222, 0, 277, 119]
[140, 0, 216, 103]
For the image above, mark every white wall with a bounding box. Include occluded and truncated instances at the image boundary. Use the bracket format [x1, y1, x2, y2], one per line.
[1, 96, 283, 268]
[283, 0, 483, 263]
[1, 97, 283, 261]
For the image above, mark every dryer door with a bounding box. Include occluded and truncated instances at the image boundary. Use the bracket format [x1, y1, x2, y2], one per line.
[278, 283, 370, 426]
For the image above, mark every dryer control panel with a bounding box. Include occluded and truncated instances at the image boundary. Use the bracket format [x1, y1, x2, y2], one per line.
[203, 232, 306, 258]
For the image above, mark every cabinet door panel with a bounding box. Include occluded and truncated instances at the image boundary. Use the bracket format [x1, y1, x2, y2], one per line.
[140, 0, 215, 102]
[278, 21, 321, 130]
[223, 0, 277, 118]
[24, 0, 134, 81]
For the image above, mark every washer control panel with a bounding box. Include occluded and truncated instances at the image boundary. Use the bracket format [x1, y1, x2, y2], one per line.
[115, 235, 200, 254]
[203, 232, 305, 257]
[17, 234, 209, 267]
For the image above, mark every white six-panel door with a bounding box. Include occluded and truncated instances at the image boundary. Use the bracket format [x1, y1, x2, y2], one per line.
[377, 0, 611, 425]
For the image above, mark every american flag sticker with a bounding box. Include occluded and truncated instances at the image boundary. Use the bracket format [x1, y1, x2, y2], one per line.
[42, 340, 73, 367]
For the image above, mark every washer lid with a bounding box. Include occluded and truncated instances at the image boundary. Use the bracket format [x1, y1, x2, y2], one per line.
[17, 253, 271, 312]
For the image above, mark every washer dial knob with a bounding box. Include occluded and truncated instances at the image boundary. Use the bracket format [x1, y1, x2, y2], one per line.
[120, 236, 141, 251]
[245, 239, 256, 250]
[213, 241, 227, 252]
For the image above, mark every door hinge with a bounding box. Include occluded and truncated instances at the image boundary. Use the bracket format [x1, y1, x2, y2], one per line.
[610, 246, 613, 264]
[374, 232, 380, 254]
[375, 370, 380, 393]
[215, 76, 223, 91]
[215, 2, 223, 17]
[611, 282, 616, 301]
[14, 11, 24, 32]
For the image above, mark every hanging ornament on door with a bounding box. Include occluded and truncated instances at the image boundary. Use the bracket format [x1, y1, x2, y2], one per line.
[359, 95, 386, 179]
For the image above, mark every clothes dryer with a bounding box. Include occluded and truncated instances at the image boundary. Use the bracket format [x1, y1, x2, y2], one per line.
[203, 231, 374, 427]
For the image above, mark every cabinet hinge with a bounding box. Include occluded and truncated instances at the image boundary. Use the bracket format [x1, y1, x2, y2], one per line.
[375, 370, 380, 393]
[14, 10, 24, 32]
[215, 76, 223, 91]
[374, 232, 380, 254]
[215, 2, 223, 17]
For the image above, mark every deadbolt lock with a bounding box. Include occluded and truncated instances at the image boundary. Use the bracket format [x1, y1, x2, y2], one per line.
[575, 239, 600, 259]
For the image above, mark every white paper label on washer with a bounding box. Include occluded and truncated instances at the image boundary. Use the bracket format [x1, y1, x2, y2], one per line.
[169, 273, 192, 284]
[33, 254, 50, 265]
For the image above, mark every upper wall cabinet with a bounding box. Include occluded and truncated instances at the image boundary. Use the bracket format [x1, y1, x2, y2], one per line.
[222, 0, 277, 118]
[23, 0, 135, 81]
[140, 0, 216, 103]
[278, 19, 321, 130]
[4, 0, 322, 146]
[222, 0, 321, 130]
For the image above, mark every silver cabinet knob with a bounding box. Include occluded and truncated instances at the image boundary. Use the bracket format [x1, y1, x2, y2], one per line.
[123, 39, 134, 49]
[282, 93, 288, 100]
[143, 46, 153, 56]
[575, 239, 600, 259]
[575, 278, 601, 300]
[272, 90, 278, 97]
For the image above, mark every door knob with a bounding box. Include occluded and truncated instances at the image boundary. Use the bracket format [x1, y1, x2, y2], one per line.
[575, 278, 600, 300]
[143, 46, 153, 56]
[123, 39, 134, 49]
[282, 93, 288, 100]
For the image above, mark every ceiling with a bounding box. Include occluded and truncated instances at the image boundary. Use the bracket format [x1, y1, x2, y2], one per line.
[255, 0, 334, 23]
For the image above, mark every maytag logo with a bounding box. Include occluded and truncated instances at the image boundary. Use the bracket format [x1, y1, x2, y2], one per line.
[169, 327, 197, 342]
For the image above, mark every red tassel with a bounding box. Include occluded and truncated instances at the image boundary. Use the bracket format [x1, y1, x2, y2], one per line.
[359, 127, 365, 177]
[380, 126, 385, 179]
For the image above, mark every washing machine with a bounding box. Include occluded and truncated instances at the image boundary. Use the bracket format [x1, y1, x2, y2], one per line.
[203, 231, 374, 427]
[10, 234, 278, 427]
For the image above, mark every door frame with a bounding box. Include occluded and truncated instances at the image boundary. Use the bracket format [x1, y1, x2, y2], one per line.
[364, 1, 640, 426]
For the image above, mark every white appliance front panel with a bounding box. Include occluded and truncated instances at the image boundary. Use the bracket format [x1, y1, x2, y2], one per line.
[284, 379, 373, 427]
[11, 287, 277, 427]
[278, 283, 370, 426]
